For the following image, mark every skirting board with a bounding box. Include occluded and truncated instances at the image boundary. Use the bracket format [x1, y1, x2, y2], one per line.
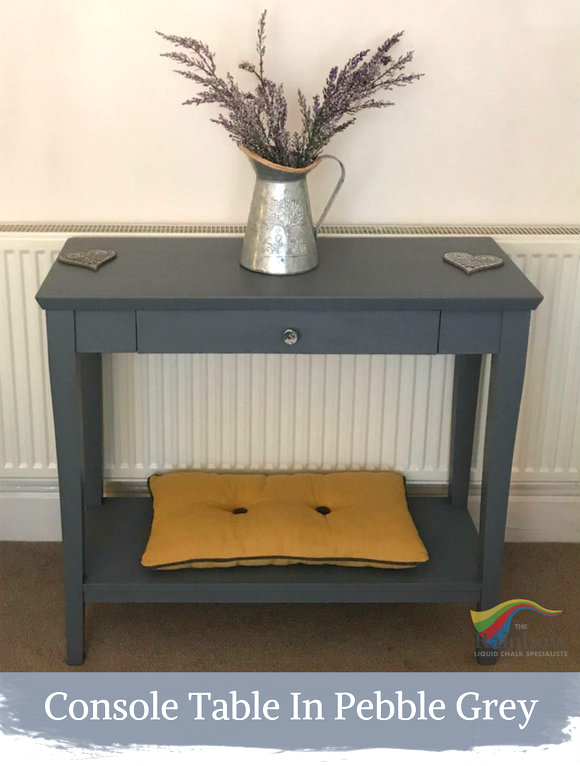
[0, 484, 578, 543]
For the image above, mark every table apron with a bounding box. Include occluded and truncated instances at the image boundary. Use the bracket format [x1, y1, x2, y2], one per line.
[74, 309, 503, 355]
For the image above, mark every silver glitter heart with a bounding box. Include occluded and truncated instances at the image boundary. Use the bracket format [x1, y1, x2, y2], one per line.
[58, 249, 117, 271]
[443, 251, 504, 275]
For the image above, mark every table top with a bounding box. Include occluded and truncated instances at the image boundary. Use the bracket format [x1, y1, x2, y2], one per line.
[36, 236, 543, 311]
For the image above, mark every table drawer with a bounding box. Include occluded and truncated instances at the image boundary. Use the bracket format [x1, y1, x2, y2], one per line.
[137, 310, 440, 354]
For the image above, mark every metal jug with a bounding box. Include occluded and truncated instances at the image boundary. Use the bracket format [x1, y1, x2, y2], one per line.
[239, 145, 345, 275]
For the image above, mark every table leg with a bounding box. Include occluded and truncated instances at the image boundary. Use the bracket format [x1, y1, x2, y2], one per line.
[475, 311, 531, 664]
[79, 353, 103, 506]
[46, 311, 86, 665]
[448, 354, 482, 508]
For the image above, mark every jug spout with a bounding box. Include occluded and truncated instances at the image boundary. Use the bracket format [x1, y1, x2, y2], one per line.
[239, 146, 344, 275]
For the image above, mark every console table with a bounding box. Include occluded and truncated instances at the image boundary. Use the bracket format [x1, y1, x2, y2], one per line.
[36, 236, 543, 665]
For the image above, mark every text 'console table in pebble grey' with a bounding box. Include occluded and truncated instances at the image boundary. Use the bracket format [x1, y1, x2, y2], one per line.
[36, 236, 543, 666]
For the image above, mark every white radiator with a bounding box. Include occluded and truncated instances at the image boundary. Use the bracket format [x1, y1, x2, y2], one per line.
[1, 228, 578, 490]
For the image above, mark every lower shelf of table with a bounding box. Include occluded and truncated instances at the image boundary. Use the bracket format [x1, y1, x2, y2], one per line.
[83, 496, 482, 604]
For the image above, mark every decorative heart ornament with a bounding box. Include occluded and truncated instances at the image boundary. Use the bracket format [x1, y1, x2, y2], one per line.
[443, 251, 504, 275]
[58, 249, 117, 271]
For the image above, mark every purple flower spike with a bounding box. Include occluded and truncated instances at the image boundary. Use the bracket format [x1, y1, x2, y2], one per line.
[156, 12, 423, 167]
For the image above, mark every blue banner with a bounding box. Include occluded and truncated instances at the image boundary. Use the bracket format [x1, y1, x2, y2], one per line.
[0, 672, 577, 759]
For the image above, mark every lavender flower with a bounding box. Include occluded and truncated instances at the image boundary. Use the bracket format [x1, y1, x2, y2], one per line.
[156, 10, 423, 168]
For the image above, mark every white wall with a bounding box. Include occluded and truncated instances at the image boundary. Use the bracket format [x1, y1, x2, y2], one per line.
[1, 0, 579, 225]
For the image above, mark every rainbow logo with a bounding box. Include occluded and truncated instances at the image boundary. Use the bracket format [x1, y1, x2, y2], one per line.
[471, 599, 562, 649]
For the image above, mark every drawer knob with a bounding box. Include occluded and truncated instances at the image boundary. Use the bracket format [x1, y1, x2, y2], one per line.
[283, 328, 299, 345]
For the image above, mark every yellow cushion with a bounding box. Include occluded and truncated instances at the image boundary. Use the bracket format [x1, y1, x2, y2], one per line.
[142, 471, 428, 570]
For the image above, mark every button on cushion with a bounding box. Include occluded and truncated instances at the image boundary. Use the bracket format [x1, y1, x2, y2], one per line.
[142, 471, 428, 570]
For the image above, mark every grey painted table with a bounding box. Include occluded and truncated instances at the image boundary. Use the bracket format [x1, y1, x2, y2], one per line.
[36, 236, 543, 665]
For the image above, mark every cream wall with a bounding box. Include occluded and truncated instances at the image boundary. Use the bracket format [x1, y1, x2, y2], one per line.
[0, 0, 578, 224]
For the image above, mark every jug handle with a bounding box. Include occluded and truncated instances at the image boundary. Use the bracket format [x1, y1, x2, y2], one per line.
[313, 155, 346, 236]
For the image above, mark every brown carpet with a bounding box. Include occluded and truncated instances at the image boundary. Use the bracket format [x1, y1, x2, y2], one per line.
[1, 542, 577, 672]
